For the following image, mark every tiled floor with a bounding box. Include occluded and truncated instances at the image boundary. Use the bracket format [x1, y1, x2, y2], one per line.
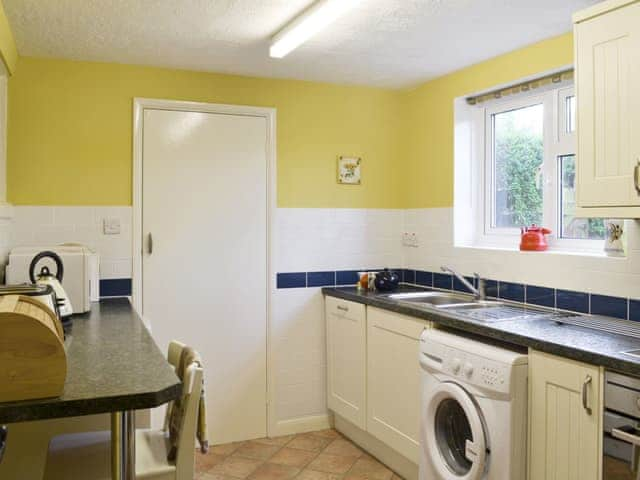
[195, 429, 403, 480]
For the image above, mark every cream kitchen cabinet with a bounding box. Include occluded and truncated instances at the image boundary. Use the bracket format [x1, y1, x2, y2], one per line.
[366, 307, 429, 464]
[528, 350, 602, 480]
[574, 0, 640, 217]
[325, 296, 367, 429]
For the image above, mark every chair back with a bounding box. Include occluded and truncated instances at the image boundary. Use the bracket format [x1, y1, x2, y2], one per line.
[175, 362, 203, 480]
[163, 340, 186, 431]
[164, 340, 204, 480]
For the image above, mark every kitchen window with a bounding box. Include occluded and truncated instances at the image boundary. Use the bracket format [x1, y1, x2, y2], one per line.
[475, 83, 606, 251]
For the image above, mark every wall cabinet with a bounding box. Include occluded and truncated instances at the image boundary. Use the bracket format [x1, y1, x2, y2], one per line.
[325, 297, 367, 429]
[366, 307, 427, 464]
[574, 0, 640, 217]
[528, 350, 602, 480]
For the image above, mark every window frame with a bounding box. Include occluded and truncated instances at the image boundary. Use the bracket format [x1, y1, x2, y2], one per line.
[474, 83, 604, 253]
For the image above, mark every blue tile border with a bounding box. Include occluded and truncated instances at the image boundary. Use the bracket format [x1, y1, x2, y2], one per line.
[433, 272, 453, 290]
[525, 285, 555, 308]
[415, 270, 433, 287]
[336, 270, 359, 286]
[499, 281, 525, 303]
[307, 271, 335, 288]
[556, 289, 589, 314]
[276, 272, 306, 289]
[276, 268, 640, 321]
[630, 300, 640, 322]
[590, 294, 628, 320]
[100, 278, 132, 297]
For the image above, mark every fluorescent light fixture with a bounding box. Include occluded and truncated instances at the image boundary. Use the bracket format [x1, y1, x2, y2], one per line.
[270, 0, 360, 59]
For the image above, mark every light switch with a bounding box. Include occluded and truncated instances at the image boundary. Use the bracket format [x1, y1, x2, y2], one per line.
[103, 218, 121, 235]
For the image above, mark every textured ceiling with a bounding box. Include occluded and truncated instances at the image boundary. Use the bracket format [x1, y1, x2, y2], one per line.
[4, 0, 600, 88]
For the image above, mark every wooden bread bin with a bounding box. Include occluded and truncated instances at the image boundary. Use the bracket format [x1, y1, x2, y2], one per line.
[0, 295, 67, 402]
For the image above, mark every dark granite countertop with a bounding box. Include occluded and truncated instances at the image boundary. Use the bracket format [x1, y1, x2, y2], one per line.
[0, 298, 181, 424]
[324, 285, 640, 376]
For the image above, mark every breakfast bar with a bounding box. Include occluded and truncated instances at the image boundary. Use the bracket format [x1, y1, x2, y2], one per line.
[0, 298, 181, 480]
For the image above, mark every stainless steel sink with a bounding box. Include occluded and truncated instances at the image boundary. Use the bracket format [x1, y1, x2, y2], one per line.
[385, 291, 472, 307]
[385, 291, 555, 323]
[437, 300, 505, 310]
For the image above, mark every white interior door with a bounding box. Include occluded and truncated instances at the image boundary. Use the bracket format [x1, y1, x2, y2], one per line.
[141, 108, 268, 444]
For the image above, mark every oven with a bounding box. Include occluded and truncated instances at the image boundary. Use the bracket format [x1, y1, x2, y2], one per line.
[604, 371, 640, 479]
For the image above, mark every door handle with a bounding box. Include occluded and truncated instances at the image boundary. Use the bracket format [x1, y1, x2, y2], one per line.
[148, 233, 153, 255]
[582, 375, 592, 415]
[634, 159, 640, 195]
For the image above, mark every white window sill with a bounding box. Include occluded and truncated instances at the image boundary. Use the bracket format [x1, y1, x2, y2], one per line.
[455, 243, 627, 260]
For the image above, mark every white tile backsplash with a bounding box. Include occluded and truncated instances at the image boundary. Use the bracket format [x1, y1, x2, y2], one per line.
[10, 206, 132, 280]
[403, 208, 640, 299]
[274, 208, 404, 272]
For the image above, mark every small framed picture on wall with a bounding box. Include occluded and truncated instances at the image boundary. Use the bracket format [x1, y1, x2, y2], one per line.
[337, 156, 361, 185]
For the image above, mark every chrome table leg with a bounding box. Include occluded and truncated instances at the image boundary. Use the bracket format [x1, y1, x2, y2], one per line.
[111, 412, 122, 480]
[111, 411, 136, 480]
[122, 411, 136, 480]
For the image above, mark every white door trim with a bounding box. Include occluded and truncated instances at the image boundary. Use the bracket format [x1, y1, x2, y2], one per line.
[132, 97, 277, 436]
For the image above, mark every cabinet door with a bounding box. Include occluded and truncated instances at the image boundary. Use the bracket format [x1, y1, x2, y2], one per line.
[326, 297, 366, 429]
[576, 2, 640, 208]
[529, 350, 602, 480]
[366, 307, 429, 464]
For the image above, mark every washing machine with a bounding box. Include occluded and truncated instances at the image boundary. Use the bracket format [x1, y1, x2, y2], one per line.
[419, 329, 528, 480]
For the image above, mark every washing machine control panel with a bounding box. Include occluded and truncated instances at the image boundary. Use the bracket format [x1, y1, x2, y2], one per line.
[421, 330, 527, 396]
[439, 349, 512, 394]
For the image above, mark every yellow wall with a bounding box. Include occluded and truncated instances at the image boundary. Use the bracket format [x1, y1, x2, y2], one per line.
[400, 32, 574, 208]
[0, 1, 17, 74]
[8, 57, 403, 207]
[7, 33, 574, 208]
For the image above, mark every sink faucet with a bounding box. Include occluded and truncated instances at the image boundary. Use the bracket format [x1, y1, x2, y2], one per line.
[440, 266, 486, 301]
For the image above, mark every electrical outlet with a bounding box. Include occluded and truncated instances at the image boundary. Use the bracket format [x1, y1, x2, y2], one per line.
[103, 218, 121, 235]
[411, 233, 419, 247]
[402, 232, 419, 248]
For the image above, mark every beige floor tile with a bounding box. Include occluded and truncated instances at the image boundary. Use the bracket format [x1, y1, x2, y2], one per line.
[248, 462, 300, 480]
[287, 434, 333, 453]
[346, 457, 393, 480]
[196, 451, 228, 472]
[268, 447, 318, 468]
[233, 441, 281, 460]
[211, 455, 264, 479]
[308, 453, 359, 474]
[311, 429, 342, 440]
[210, 441, 244, 456]
[253, 435, 295, 446]
[296, 470, 343, 480]
[323, 438, 364, 458]
[198, 473, 243, 480]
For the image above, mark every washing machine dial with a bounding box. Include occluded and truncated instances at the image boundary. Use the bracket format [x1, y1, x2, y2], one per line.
[463, 363, 474, 377]
[451, 358, 462, 374]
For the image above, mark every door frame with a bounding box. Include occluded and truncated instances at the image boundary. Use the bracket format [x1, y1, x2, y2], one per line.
[132, 98, 277, 436]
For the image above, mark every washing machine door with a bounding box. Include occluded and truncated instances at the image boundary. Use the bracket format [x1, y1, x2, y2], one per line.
[424, 381, 488, 480]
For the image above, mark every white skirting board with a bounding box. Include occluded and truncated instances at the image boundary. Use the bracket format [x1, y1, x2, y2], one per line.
[334, 414, 418, 480]
[271, 413, 332, 437]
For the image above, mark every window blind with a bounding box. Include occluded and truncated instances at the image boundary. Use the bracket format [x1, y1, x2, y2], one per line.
[466, 69, 574, 105]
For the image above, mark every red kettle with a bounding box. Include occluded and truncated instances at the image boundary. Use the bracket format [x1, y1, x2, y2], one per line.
[520, 225, 552, 251]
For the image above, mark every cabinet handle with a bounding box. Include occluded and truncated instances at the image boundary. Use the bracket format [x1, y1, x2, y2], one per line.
[148, 233, 153, 255]
[336, 305, 349, 312]
[582, 375, 592, 415]
[0, 425, 7, 463]
[634, 159, 640, 195]
[612, 425, 640, 446]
